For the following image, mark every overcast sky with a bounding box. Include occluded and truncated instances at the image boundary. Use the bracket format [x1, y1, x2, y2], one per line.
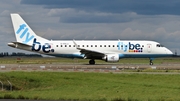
[1, 0, 180, 54]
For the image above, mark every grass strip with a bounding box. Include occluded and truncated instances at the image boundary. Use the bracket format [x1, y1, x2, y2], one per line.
[0, 72, 180, 101]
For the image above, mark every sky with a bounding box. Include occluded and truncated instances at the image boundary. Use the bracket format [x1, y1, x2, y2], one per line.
[1, 0, 180, 54]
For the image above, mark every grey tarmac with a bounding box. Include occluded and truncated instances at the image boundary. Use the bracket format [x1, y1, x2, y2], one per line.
[0, 63, 180, 73]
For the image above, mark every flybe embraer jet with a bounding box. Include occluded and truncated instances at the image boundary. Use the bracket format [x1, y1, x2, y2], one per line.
[8, 14, 173, 65]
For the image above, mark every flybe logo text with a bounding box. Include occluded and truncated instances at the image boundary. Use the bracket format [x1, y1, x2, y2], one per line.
[16, 24, 34, 43]
[32, 38, 54, 53]
[118, 42, 143, 52]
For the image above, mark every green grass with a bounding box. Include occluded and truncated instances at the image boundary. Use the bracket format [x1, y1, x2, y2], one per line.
[0, 57, 180, 100]
[1, 72, 180, 101]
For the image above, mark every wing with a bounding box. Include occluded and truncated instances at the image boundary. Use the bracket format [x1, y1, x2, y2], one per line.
[73, 40, 105, 59]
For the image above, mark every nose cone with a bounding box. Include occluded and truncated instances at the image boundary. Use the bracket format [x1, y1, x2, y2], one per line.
[166, 48, 173, 55]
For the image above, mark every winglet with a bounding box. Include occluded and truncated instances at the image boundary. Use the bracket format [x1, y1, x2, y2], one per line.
[73, 39, 79, 49]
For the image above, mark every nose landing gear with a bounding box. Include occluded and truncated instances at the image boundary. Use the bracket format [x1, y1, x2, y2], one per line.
[150, 60, 153, 65]
[149, 58, 154, 65]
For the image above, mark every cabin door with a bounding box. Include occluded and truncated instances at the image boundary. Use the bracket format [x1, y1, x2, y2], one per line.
[147, 44, 152, 53]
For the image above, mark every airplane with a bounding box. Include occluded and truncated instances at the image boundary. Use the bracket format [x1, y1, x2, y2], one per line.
[8, 13, 173, 65]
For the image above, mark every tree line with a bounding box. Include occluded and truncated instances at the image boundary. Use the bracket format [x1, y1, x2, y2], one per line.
[0, 52, 42, 57]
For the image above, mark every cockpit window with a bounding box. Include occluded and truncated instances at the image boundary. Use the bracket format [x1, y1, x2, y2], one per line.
[156, 44, 164, 47]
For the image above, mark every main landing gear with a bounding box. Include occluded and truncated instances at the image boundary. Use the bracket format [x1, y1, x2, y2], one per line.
[89, 59, 95, 65]
[149, 58, 154, 65]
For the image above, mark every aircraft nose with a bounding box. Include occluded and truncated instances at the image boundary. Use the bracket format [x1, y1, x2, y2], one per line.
[166, 49, 173, 55]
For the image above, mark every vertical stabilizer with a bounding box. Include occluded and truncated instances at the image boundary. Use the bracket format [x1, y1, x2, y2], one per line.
[10, 13, 48, 45]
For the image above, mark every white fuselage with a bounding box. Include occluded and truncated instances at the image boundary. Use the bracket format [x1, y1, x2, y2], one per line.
[27, 39, 173, 59]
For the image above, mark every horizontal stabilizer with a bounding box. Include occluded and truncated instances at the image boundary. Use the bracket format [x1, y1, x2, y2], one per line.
[8, 42, 32, 48]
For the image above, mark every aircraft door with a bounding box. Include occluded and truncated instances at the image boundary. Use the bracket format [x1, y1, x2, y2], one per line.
[147, 44, 152, 53]
[49, 43, 55, 52]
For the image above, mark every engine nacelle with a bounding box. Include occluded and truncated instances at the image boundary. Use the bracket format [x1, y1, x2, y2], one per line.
[102, 54, 119, 62]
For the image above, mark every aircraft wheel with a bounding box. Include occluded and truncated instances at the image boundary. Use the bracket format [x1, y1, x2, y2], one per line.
[150, 60, 153, 65]
[89, 59, 95, 65]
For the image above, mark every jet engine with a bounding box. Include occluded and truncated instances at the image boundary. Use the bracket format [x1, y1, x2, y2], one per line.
[102, 54, 119, 62]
